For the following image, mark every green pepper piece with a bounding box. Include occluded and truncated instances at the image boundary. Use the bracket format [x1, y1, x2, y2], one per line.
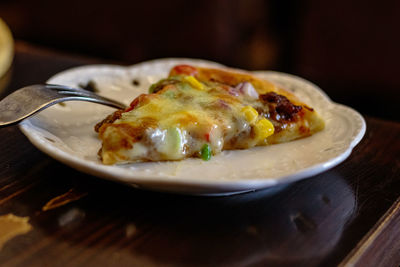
[200, 144, 212, 161]
[149, 78, 179, 94]
[149, 83, 158, 93]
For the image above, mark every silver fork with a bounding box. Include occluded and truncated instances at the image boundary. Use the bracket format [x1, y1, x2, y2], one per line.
[0, 84, 127, 127]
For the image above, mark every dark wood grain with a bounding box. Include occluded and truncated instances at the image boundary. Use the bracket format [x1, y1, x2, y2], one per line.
[0, 42, 399, 267]
[340, 199, 400, 267]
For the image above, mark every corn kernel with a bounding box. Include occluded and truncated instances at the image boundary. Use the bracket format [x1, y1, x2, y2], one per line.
[184, 76, 204, 90]
[242, 106, 258, 124]
[254, 118, 275, 140]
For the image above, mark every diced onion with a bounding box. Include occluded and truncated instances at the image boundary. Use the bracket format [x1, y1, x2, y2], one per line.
[236, 82, 259, 98]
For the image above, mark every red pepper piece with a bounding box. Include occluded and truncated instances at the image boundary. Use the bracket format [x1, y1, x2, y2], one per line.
[204, 133, 210, 142]
[170, 65, 198, 76]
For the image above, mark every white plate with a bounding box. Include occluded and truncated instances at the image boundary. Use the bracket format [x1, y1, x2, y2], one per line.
[19, 58, 366, 195]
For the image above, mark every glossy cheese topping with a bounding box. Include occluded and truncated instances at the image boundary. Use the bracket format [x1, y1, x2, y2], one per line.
[99, 74, 275, 164]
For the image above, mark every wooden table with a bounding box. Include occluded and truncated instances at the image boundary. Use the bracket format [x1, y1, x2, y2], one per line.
[0, 41, 399, 267]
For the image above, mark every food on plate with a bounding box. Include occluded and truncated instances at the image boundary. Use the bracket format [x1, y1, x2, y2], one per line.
[95, 65, 325, 164]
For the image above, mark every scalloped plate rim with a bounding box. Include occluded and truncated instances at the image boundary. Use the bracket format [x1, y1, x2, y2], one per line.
[18, 58, 366, 195]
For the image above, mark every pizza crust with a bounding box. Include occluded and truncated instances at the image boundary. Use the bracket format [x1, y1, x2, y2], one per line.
[97, 65, 325, 164]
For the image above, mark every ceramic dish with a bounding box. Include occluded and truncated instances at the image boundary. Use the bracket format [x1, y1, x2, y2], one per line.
[19, 58, 366, 195]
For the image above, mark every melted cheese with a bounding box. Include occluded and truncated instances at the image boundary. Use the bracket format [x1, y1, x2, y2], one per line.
[99, 74, 276, 164]
[97, 65, 327, 164]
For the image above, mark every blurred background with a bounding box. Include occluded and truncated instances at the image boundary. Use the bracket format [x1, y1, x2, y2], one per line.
[0, 0, 399, 120]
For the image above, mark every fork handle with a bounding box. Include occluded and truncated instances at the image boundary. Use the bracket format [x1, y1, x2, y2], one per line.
[0, 84, 126, 127]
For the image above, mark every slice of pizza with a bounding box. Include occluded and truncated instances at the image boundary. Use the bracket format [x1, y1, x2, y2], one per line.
[95, 65, 324, 164]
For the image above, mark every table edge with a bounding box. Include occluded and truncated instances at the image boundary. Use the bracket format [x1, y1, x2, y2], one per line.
[339, 197, 400, 267]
